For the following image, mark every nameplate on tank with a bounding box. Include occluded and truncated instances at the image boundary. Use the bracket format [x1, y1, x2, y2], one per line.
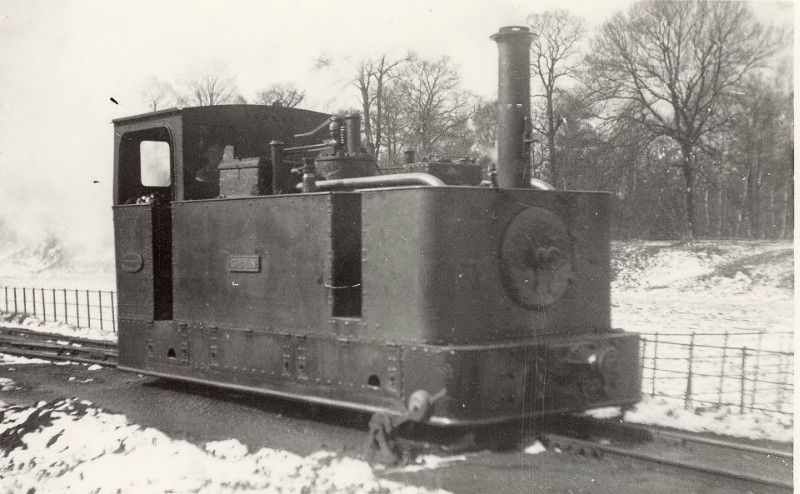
[227, 255, 261, 273]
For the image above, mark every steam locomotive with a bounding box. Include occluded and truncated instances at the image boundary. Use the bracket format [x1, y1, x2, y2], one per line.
[112, 26, 640, 447]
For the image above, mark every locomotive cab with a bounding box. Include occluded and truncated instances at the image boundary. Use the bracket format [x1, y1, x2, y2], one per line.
[112, 27, 640, 432]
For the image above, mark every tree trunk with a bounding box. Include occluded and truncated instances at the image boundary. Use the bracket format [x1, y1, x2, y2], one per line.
[680, 143, 698, 239]
[783, 164, 793, 239]
[767, 181, 776, 239]
[358, 79, 375, 156]
[746, 157, 762, 240]
[546, 93, 559, 188]
[709, 173, 722, 238]
[702, 185, 709, 238]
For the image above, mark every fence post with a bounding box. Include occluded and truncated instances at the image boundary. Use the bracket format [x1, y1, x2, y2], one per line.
[652, 334, 659, 396]
[739, 347, 748, 414]
[85, 290, 91, 328]
[640, 338, 647, 392]
[13, 287, 18, 313]
[98, 291, 104, 331]
[40, 288, 45, 320]
[110, 291, 116, 333]
[63, 289, 68, 325]
[775, 347, 788, 413]
[22, 288, 27, 314]
[684, 333, 695, 410]
[750, 332, 763, 407]
[32, 287, 37, 317]
[74, 289, 79, 327]
[717, 331, 729, 407]
[4, 286, 7, 311]
[52, 288, 56, 322]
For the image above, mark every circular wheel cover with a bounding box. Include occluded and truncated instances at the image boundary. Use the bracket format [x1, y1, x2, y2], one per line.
[500, 207, 573, 309]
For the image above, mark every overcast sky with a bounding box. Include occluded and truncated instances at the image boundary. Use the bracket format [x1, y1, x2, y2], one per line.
[0, 0, 792, 264]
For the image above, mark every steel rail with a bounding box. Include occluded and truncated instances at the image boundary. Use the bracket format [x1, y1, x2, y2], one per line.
[539, 431, 792, 490]
[0, 326, 791, 490]
[0, 326, 116, 348]
[540, 415, 793, 490]
[572, 415, 793, 460]
[647, 427, 793, 460]
[0, 327, 117, 367]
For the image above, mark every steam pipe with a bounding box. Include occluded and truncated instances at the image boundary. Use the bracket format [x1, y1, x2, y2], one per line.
[345, 113, 362, 154]
[530, 178, 555, 190]
[295, 173, 444, 192]
[491, 26, 533, 189]
[269, 140, 290, 195]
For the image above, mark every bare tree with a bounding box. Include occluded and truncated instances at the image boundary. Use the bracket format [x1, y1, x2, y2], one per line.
[182, 70, 238, 106]
[727, 74, 793, 238]
[394, 56, 475, 156]
[377, 82, 407, 165]
[528, 10, 584, 189]
[587, 0, 783, 238]
[354, 54, 411, 157]
[255, 83, 306, 107]
[141, 77, 176, 112]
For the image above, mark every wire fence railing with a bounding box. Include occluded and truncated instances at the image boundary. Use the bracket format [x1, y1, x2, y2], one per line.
[0, 285, 794, 419]
[639, 330, 794, 417]
[0, 286, 117, 333]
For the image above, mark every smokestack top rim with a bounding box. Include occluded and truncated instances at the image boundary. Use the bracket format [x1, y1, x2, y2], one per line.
[490, 25, 532, 42]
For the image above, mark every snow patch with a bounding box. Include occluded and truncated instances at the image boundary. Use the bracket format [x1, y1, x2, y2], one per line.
[391, 454, 467, 473]
[205, 438, 249, 460]
[524, 441, 546, 455]
[583, 406, 621, 420]
[585, 396, 793, 443]
[0, 399, 448, 493]
[0, 312, 116, 342]
[0, 377, 17, 391]
[0, 354, 50, 365]
[624, 396, 793, 443]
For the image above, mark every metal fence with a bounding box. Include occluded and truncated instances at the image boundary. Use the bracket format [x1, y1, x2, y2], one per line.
[0, 286, 117, 333]
[0, 285, 794, 418]
[640, 330, 794, 416]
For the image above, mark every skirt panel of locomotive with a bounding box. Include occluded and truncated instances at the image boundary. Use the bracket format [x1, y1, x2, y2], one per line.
[115, 187, 640, 424]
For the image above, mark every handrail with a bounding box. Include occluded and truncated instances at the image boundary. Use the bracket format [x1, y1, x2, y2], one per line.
[296, 172, 445, 192]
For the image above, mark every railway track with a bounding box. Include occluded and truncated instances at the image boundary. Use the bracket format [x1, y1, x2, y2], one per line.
[537, 415, 793, 490]
[0, 327, 792, 490]
[0, 326, 117, 367]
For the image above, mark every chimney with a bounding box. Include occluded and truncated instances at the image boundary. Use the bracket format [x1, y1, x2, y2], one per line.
[490, 26, 533, 189]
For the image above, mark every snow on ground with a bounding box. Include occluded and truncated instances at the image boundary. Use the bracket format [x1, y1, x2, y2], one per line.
[605, 240, 794, 443]
[612, 240, 793, 337]
[0, 398, 448, 494]
[587, 396, 794, 443]
[623, 396, 794, 443]
[0, 312, 116, 342]
[0, 353, 51, 365]
[523, 441, 547, 455]
[611, 240, 793, 293]
[384, 454, 468, 473]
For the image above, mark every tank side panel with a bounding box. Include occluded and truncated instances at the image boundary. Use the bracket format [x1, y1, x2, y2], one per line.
[113, 205, 155, 321]
[171, 195, 333, 332]
[360, 188, 610, 345]
[360, 189, 435, 343]
[425, 188, 611, 343]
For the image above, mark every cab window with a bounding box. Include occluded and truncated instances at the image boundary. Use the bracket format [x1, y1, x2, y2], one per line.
[140, 140, 171, 186]
[117, 127, 172, 204]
